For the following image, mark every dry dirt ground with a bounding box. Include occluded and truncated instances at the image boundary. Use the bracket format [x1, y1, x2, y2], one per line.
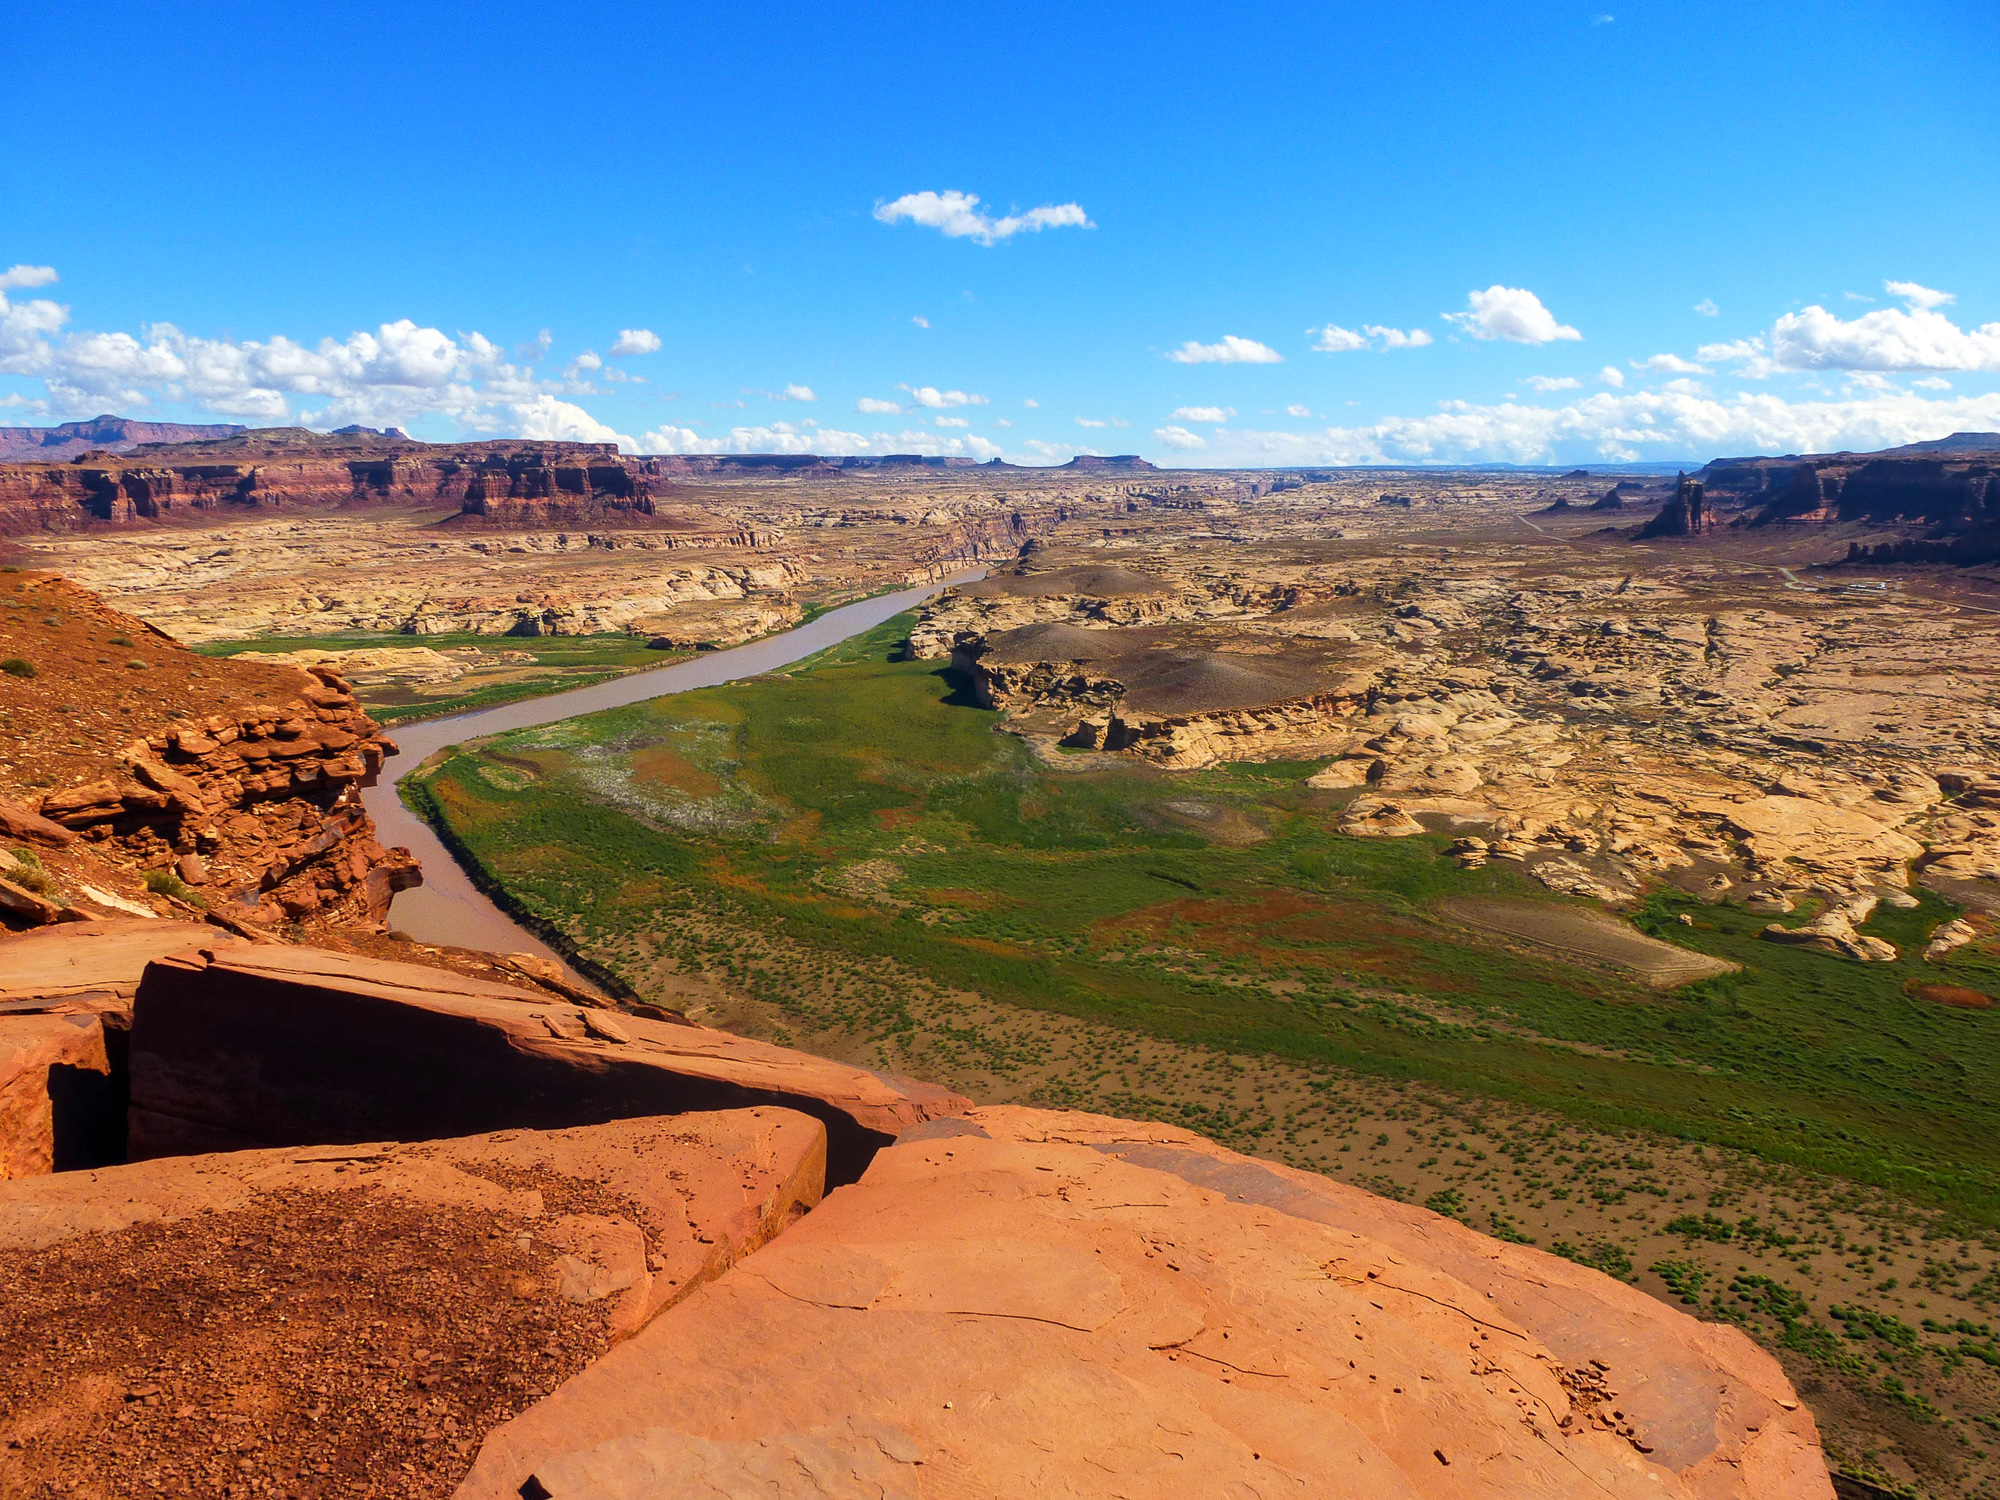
[0, 1174, 638, 1500]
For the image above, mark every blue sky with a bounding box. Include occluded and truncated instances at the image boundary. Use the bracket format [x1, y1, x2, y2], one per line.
[3, 0, 1996, 467]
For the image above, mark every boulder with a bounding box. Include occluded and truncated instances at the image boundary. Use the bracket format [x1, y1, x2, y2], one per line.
[0, 1110, 825, 1494]
[460, 1107, 1830, 1500]
[128, 944, 968, 1183]
[0, 798, 75, 848]
[0, 1014, 123, 1178]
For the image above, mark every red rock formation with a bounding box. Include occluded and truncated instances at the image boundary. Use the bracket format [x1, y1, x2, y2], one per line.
[1, 573, 419, 929]
[126, 943, 969, 1180]
[0, 415, 245, 464]
[460, 1106, 1830, 1500]
[1638, 473, 1715, 538]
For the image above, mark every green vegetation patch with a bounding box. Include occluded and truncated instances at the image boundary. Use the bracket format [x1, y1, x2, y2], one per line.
[413, 614, 2000, 1222]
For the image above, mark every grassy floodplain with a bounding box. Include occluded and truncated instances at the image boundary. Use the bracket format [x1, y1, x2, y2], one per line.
[411, 614, 2000, 1219]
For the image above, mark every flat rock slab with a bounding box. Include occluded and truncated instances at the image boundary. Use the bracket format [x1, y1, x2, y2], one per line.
[0, 1109, 825, 1499]
[461, 1106, 1830, 1500]
[128, 943, 966, 1182]
[1439, 897, 1739, 988]
[0, 917, 239, 1002]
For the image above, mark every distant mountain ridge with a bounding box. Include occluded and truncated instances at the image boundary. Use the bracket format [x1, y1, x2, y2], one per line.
[0, 414, 247, 464]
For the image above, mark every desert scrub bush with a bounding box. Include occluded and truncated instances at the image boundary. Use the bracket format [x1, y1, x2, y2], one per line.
[125, 658, 148, 671]
[5, 855, 60, 896]
[141, 868, 204, 906]
[107, 634, 132, 647]
[0, 657, 35, 678]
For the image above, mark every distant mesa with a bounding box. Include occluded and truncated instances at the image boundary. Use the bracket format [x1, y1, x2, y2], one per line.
[329, 423, 412, 440]
[1563, 467, 1591, 478]
[1534, 497, 1575, 514]
[1589, 487, 1625, 510]
[0, 413, 246, 465]
[1060, 454, 1156, 471]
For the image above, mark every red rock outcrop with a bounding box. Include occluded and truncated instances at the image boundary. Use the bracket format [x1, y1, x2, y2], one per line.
[1638, 474, 1716, 538]
[0, 572, 419, 928]
[126, 943, 968, 1181]
[0, 1110, 825, 1494]
[461, 1106, 1829, 1500]
[0, 919, 249, 1179]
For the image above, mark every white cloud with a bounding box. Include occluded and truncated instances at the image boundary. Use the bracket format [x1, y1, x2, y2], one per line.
[567, 350, 602, 375]
[1309, 325, 1367, 353]
[856, 397, 902, 414]
[1284, 404, 1312, 417]
[1075, 417, 1107, 428]
[994, 417, 1012, 427]
[1170, 405, 1236, 422]
[912, 315, 930, 328]
[1022, 397, 1040, 408]
[1366, 324, 1433, 349]
[511, 395, 635, 448]
[1308, 323, 1432, 354]
[936, 415, 970, 428]
[874, 190, 1094, 247]
[1599, 365, 1625, 388]
[1698, 337, 1765, 363]
[514, 328, 552, 364]
[1635, 353, 1707, 374]
[899, 384, 987, 408]
[1768, 284, 2000, 372]
[1913, 376, 1953, 390]
[638, 421, 1002, 461]
[1525, 375, 1581, 392]
[0, 265, 59, 292]
[1694, 299, 1719, 317]
[609, 328, 661, 356]
[1167, 335, 1283, 365]
[1023, 438, 1095, 461]
[1444, 285, 1582, 344]
[777, 383, 816, 401]
[1150, 388, 2000, 469]
[1885, 280, 1954, 311]
[1154, 425, 1206, 450]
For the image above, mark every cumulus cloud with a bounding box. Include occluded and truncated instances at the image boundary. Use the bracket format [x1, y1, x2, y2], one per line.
[1768, 282, 2000, 372]
[745, 383, 816, 401]
[1154, 425, 1206, 450]
[0, 268, 638, 435]
[1885, 281, 1954, 311]
[1167, 335, 1283, 365]
[1525, 375, 1581, 392]
[1157, 388, 2000, 469]
[1285, 404, 1312, 417]
[1444, 285, 1582, 344]
[899, 384, 987, 408]
[1694, 299, 1719, 317]
[637, 420, 1002, 462]
[1075, 417, 1107, 428]
[1309, 325, 1367, 353]
[1599, 365, 1625, 388]
[1022, 397, 1040, 408]
[1635, 353, 1707, 374]
[856, 397, 902, 414]
[874, 190, 1093, 247]
[609, 328, 661, 356]
[512, 395, 635, 447]
[1170, 405, 1235, 422]
[0, 265, 59, 292]
[935, 415, 970, 428]
[1308, 323, 1432, 354]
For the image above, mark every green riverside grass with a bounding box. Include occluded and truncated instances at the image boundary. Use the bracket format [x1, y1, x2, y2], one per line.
[409, 614, 2000, 1224]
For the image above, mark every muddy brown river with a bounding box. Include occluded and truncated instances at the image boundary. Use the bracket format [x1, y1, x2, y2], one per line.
[358, 572, 980, 959]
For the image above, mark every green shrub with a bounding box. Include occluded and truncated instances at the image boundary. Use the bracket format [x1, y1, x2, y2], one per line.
[107, 634, 132, 647]
[125, 658, 148, 670]
[0, 658, 34, 678]
[141, 868, 204, 907]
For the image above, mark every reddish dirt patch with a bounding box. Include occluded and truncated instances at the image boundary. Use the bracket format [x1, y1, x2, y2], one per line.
[1911, 982, 1995, 1010]
[627, 747, 722, 798]
[872, 807, 922, 831]
[1094, 890, 1445, 983]
[0, 1183, 630, 1499]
